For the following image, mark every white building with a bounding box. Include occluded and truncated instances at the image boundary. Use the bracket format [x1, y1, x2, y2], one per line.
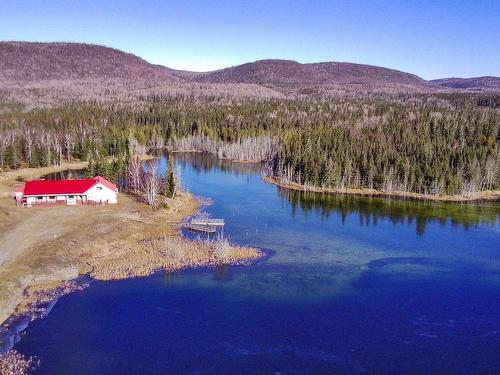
[16, 176, 118, 207]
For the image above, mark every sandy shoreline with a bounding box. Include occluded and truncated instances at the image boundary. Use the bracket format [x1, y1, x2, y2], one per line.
[262, 176, 500, 203]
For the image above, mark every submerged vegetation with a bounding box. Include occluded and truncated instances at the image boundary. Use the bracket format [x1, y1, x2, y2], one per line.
[0, 350, 39, 375]
[0, 92, 498, 197]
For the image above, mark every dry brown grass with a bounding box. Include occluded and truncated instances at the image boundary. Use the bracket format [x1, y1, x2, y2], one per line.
[90, 236, 261, 281]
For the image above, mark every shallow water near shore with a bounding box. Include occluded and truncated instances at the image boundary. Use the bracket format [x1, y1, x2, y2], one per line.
[14, 153, 500, 374]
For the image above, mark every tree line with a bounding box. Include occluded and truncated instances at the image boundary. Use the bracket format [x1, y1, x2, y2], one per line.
[84, 155, 178, 207]
[0, 92, 498, 196]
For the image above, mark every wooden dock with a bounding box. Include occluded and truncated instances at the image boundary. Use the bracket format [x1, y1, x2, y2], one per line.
[183, 217, 225, 233]
[184, 223, 217, 233]
[189, 218, 225, 226]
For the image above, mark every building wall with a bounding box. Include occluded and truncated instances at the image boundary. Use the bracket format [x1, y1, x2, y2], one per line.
[84, 183, 117, 204]
[26, 195, 71, 206]
[26, 196, 39, 205]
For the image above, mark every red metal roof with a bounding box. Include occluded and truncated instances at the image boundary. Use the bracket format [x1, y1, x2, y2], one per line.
[23, 176, 117, 196]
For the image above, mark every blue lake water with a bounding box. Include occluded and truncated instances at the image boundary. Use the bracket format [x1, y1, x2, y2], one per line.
[14, 153, 500, 374]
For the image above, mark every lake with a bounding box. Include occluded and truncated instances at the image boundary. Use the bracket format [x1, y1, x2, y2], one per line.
[14, 153, 500, 374]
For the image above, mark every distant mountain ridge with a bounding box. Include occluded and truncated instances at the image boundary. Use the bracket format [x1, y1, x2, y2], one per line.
[0, 41, 182, 84]
[0, 41, 498, 93]
[430, 77, 500, 91]
[188, 59, 430, 88]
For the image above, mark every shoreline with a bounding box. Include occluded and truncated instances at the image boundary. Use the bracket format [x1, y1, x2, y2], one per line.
[0, 190, 261, 321]
[262, 176, 500, 203]
[170, 151, 499, 202]
[0, 161, 262, 368]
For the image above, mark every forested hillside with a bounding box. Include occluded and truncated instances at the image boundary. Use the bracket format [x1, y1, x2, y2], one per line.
[2, 42, 500, 111]
[0, 92, 498, 198]
[431, 77, 500, 91]
[0, 42, 284, 107]
[191, 59, 432, 90]
[0, 41, 181, 84]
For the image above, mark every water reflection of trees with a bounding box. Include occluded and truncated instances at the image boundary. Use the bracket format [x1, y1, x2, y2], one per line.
[279, 188, 499, 236]
[42, 155, 499, 237]
[173, 152, 261, 177]
[42, 169, 84, 180]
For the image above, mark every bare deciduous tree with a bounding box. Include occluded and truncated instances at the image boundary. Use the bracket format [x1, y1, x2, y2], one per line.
[484, 156, 498, 191]
[22, 125, 35, 165]
[51, 132, 62, 166]
[39, 132, 53, 165]
[0, 133, 7, 168]
[126, 156, 143, 194]
[174, 135, 278, 163]
[63, 133, 74, 161]
[141, 165, 161, 207]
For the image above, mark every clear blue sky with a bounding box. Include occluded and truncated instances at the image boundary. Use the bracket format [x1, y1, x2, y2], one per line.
[1, 0, 499, 79]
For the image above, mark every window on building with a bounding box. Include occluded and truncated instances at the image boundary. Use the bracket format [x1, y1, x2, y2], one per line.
[37, 196, 43, 200]
[97, 187, 102, 190]
[68, 195, 75, 199]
